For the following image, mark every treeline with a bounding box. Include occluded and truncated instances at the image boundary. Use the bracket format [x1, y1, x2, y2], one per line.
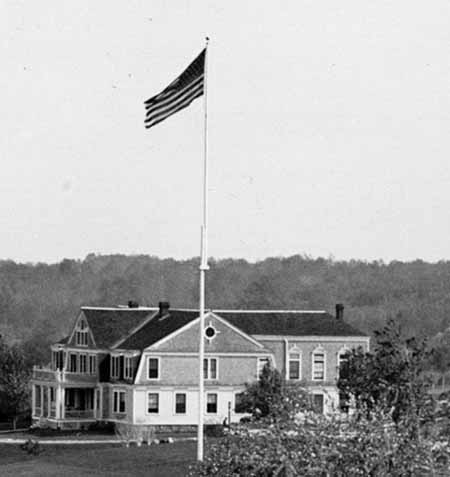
[1, 254, 450, 360]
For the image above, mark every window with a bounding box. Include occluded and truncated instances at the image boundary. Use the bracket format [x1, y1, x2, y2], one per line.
[175, 393, 186, 414]
[111, 355, 122, 379]
[88, 355, 97, 374]
[50, 387, 55, 402]
[206, 393, 217, 414]
[79, 354, 87, 373]
[312, 348, 325, 381]
[113, 390, 126, 413]
[124, 357, 133, 379]
[148, 393, 159, 413]
[35, 385, 41, 408]
[337, 349, 349, 378]
[288, 351, 301, 380]
[69, 353, 77, 372]
[203, 358, 218, 380]
[148, 358, 159, 380]
[312, 393, 324, 414]
[75, 330, 88, 346]
[234, 392, 245, 413]
[52, 350, 64, 370]
[257, 357, 270, 378]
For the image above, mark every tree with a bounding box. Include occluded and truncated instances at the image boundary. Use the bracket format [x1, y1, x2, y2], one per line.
[0, 337, 31, 428]
[338, 319, 434, 423]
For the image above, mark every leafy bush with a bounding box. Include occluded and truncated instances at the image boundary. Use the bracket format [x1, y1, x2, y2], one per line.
[189, 410, 450, 476]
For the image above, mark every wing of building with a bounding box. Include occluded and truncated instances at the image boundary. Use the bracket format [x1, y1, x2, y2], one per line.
[31, 301, 369, 430]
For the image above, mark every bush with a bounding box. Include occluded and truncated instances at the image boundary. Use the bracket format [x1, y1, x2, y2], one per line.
[204, 424, 225, 438]
[21, 438, 42, 456]
[189, 409, 450, 476]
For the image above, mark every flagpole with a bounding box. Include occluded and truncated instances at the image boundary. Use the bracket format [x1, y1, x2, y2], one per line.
[197, 36, 210, 462]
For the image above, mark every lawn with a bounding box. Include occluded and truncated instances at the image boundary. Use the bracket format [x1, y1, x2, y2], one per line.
[0, 441, 197, 477]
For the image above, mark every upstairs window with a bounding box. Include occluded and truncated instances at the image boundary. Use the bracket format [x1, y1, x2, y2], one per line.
[288, 350, 301, 380]
[111, 355, 122, 379]
[75, 319, 88, 346]
[69, 353, 77, 372]
[337, 348, 350, 379]
[148, 358, 159, 380]
[312, 347, 326, 381]
[88, 355, 97, 374]
[52, 350, 64, 371]
[79, 354, 87, 373]
[257, 357, 270, 378]
[124, 357, 133, 379]
[203, 358, 218, 380]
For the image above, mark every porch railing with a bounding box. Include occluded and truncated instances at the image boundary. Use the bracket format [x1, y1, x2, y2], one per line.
[64, 410, 95, 419]
[32, 366, 97, 384]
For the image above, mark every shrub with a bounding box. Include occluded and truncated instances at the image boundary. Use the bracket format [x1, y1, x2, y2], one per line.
[189, 409, 450, 476]
[21, 438, 42, 456]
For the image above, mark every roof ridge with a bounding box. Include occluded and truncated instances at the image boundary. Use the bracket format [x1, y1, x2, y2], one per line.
[214, 309, 327, 314]
[81, 306, 158, 311]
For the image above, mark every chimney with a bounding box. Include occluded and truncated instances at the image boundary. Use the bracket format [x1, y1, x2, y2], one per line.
[128, 300, 139, 308]
[159, 301, 170, 317]
[335, 303, 344, 321]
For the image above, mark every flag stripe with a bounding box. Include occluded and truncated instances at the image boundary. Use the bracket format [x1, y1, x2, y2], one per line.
[145, 82, 204, 125]
[144, 48, 205, 130]
[145, 74, 204, 114]
[145, 85, 203, 128]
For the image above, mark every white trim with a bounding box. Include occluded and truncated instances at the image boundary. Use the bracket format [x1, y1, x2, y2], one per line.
[134, 354, 145, 385]
[254, 335, 370, 343]
[146, 391, 160, 415]
[147, 356, 160, 381]
[311, 345, 327, 382]
[111, 309, 159, 349]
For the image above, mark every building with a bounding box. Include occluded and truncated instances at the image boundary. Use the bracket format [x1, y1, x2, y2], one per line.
[31, 302, 369, 429]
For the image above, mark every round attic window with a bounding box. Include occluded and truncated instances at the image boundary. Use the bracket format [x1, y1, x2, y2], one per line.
[204, 326, 216, 339]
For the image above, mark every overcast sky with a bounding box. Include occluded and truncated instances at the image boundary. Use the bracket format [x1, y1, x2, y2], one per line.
[1, 1, 450, 264]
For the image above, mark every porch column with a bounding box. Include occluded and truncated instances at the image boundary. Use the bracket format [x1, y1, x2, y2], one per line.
[31, 385, 36, 417]
[61, 388, 65, 419]
[47, 386, 51, 417]
[55, 386, 61, 419]
[99, 386, 103, 419]
[40, 386, 44, 417]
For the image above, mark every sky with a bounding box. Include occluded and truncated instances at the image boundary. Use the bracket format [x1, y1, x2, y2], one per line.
[1, 1, 450, 264]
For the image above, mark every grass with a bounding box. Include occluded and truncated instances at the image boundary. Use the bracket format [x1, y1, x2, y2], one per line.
[0, 441, 197, 477]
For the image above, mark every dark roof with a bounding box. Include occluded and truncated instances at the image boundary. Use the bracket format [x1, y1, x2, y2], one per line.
[215, 311, 367, 337]
[56, 336, 69, 345]
[60, 306, 367, 351]
[82, 307, 157, 348]
[119, 310, 199, 350]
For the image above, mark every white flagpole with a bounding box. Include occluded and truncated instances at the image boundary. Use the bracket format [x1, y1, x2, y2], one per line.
[197, 36, 210, 462]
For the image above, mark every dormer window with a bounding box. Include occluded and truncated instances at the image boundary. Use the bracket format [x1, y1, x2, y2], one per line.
[75, 319, 88, 346]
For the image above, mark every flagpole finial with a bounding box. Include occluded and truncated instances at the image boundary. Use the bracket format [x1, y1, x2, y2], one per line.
[205, 36, 210, 44]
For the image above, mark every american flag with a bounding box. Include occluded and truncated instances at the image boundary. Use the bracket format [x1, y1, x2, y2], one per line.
[144, 49, 205, 129]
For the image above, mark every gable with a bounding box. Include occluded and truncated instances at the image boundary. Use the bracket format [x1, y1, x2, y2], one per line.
[149, 313, 268, 353]
[67, 312, 96, 348]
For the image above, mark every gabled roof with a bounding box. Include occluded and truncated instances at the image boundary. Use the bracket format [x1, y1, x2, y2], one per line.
[119, 309, 200, 350]
[58, 306, 367, 351]
[81, 307, 157, 348]
[215, 310, 367, 337]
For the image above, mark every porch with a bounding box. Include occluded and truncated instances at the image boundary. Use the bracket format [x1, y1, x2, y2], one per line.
[32, 384, 101, 426]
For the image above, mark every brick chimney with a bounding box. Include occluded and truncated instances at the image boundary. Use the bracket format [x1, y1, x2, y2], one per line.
[159, 301, 170, 317]
[335, 303, 344, 321]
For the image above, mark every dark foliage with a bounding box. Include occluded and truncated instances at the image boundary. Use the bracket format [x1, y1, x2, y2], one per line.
[1, 254, 450, 367]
